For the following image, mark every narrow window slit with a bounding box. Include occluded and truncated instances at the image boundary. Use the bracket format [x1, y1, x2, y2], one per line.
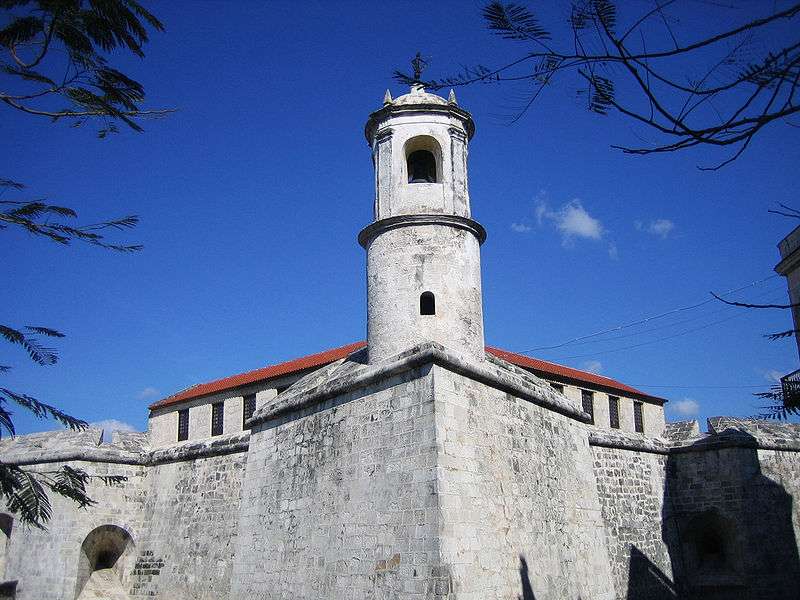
[420, 292, 436, 315]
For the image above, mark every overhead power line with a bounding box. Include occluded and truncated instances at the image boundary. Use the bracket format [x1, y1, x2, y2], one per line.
[521, 274, 780, 354]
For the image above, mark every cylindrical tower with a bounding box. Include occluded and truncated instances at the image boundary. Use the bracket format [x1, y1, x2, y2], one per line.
[359, 84, 486, 363]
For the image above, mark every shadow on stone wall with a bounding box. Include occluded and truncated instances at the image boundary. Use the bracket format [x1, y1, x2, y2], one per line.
[658, 430, 800, 600]
[518, 555, 536, 600]
[625, 546, 676, 599]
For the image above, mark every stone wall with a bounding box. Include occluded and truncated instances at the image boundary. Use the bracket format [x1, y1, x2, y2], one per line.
[132, 449, 247, 599]
[0, 428, 248, 600]
[590, 444, 673, 599]
[4, 460, 149, 600]
[232, 366, 444, 599]
[663, 419, 800, 600]
[432, 365, 615, 600]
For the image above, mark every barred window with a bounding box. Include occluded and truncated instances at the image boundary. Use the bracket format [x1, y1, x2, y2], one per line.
[550, 382, 564, 393]
[243, 393, 256, 430]
[177, 408, 189, 441]
[211, 401, 224, 436]
[634, 401, 645, 433]
[581, 390, 594, 424]
[609, 396, 620, 429]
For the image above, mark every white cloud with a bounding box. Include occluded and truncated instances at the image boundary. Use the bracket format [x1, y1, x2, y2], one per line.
[636, 218, 675, 239]
[89, 419, 137, 442]
[137, 386, 160, 400]
[608, 242, 618, 260]
[669, 398, 700, 417]
[536, 198, 604, 245]
[510, 222, 532, 233]
[582, 360, 603, 374]
[764, 369, 783, 383]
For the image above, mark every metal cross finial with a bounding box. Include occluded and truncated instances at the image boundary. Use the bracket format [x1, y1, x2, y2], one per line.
[411, 52, 428, 82]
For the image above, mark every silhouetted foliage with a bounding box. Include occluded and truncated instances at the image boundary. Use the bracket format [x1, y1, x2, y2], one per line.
[395, 1, 800, 169]
[0, 0, 164, 528]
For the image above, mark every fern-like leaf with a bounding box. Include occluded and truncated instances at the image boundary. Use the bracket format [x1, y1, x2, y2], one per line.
[593, 0, 617, 34]
[43, 466, 94, 509]
[588, 74, 615, 114]
[482, 2, 550, 42]
[0, 387, 87, 430]
[0, 324, 59, 365]
[4, 468, 52, 529]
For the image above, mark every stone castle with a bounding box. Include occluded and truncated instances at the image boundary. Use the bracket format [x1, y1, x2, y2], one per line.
[2, 85, 800, 600]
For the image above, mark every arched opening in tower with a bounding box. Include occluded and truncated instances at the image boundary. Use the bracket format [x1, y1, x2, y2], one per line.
[420, 291, 436, 315]
[407, 150, 437, 183]
[74, 525, 135, 600]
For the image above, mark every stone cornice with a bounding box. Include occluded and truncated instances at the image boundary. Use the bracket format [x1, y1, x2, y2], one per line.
[4, 432, 250, 468]
[358, 214, 487, 248]
[589, 428, 800, 455]
[250, 341, 591, 427]
[364, 103, 475, 144]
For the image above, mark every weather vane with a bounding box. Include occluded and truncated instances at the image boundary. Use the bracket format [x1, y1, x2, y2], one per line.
[411, 52, 428, 82]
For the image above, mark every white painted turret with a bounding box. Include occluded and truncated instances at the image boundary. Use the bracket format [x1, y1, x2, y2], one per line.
[359, 84, 486, 363]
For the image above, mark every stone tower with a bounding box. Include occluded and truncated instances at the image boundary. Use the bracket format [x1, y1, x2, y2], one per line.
[359, 84, 487, 363]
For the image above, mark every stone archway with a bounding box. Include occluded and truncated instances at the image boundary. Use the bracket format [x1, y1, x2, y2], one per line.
[74, 525, 135, 600]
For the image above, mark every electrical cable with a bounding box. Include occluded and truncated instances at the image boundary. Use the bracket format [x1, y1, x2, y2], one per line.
[520, 273, 779, 353]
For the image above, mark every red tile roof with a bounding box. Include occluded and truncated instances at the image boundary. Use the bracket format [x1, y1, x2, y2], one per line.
[149, 341, 663, 411]
[148, 341, 367, 410]
[485, 346, 663, 403]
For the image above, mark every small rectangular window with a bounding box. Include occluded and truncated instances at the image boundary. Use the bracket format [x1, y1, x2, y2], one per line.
[634, 401, 645, 433]
[581, 390, 594, 424]
[211, 401, 224, 436]
[609, 396, 620, 429]
[177, 408, 189, 441]
[550, 382, 564, 393]
[243, 393, 256, 430]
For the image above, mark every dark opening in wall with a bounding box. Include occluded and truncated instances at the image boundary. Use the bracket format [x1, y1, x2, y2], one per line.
[407, 150, 437, 183]
[683, 509, 741, 581]
[0, 514, 12, 579]
[242, 393, 256, 430]
[420, 292, 436, 315]
[74, 525, 135, 600]
[177, 408, 189, 442]
[634, 401, 645, 433]
[581, 390, 595, 425]
[609, 395, 620, 429]
[211, 401, 224, 436]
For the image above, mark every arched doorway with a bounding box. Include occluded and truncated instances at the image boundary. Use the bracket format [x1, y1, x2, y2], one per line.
[74, 525, 135, 600]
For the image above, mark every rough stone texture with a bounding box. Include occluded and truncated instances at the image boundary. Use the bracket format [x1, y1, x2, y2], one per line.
[431, 365, 615, 600]
[664, 420, 701, 442]
[0, 429, 247, 600]
[4, 460, 148, 600]
[131, 450, 247, 599]
[232, 366, 442, 599]
[591, 445, 673, 599]
[363, 85, 483, 365]
[662, 420, 800, 600]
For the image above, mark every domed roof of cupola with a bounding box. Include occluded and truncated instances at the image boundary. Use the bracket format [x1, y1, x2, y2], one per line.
[392, 83, 449, 106]
[365, 84, 474, 143]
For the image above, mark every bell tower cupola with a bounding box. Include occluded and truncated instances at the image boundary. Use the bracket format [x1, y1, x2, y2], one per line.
[359, 81, 486, 363]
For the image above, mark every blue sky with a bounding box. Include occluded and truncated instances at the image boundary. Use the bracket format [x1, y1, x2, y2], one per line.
[4, 1, 800, 436]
